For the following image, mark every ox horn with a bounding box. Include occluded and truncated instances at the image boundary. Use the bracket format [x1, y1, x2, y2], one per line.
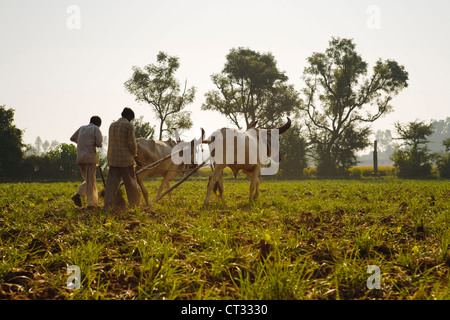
[200, 127, 214, 144]
[201, 128, 205, 141]
[276, 117, 291, 135]
[173, 128, 181, 142]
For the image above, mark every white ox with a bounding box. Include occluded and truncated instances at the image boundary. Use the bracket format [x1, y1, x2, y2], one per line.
[202, 118, 291, 206]
[135, 138, 184, 205]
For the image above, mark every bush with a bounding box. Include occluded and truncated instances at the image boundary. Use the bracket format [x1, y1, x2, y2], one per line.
[302, 167, 317, 179]
[349, 168, 362, 179]
[391, 148, 432, 178]
[436, 154, 450, 178]
[17, 143, 80, 181]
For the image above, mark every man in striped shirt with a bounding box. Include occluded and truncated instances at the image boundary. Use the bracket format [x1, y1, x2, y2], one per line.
[103, 107, 140, 210]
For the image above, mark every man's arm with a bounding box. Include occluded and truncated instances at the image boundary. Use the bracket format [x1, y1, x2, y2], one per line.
[70, 128, 80, 143]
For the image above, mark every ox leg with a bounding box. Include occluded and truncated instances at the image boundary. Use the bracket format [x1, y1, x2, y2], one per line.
[156, 170, 178, 201]
[203, 164, 226, 206]
[249, 167, 261, 203]
[166, 169, 181, 200]
[162, 178, 173, 200]
[137, 171, 149, 206]
[255, 177, 261, 201]
[254, 177, 260, 200]
[137, 167, 159, 206]
[166, 180, 173, 200]
[156, 175, 168, 200]
[216, 171, 227, 207]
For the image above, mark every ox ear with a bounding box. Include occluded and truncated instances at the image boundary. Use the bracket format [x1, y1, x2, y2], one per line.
[172, 128, 181, 142]
[200, 128, 210, 144]
[277, 117, 291, 135]
[201, 128, 215, 144]
[201, 128, 205, 141]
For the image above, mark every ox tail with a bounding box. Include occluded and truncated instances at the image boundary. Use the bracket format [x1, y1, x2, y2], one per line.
[213, 181, 219, 194]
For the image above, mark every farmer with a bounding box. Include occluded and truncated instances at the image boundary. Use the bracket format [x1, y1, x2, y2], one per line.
[103, 107, 140, 210]
[70, 115, 103, 208]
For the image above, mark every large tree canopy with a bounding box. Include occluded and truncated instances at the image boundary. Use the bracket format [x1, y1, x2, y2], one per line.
[124, 52, 196, 140]
[202, 47, 299, 129]
[300, 37, 409, 176]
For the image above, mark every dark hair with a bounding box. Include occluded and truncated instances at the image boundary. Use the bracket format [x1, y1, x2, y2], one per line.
[121, 107, 135, 121]
[90, 116, 102, 127]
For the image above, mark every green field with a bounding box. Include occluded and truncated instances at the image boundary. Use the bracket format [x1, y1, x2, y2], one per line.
[0, 178, 449, 300]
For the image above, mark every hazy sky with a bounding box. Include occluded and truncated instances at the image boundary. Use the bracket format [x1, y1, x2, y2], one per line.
[1, 0, 449, 147]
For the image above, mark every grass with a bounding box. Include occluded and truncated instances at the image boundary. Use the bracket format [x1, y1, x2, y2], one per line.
[0, 178, 449, 299]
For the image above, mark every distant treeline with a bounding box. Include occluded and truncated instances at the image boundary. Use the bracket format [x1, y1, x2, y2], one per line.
[358, 118, 450, 167]
[9, 143, 81, 182]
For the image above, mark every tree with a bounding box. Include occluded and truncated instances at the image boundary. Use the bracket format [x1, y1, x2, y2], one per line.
[42, 140, 50, 154]
[202, 47, 299, 129]
[165, 111, 193, 138]
[300, 37, 409, 176]
[34, 136, 43, 155]
[0, 105, 24, 179]
[435, 137, 450, 178]
[444, 138, 450, 152]
[391, 120, 434, 178]
[375, 129, 394, 153]
[124, 52, 196, 140]
[132, 115, 155, 139]
[334, 124, 371, 173]
[279, 123, 308, 178]
[427, 117, 450, 153]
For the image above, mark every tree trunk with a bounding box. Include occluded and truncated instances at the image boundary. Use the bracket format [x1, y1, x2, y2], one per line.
[317, 147, 337, 177]
[158, 120, 164, 141]
[373, 140, 378, 176]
